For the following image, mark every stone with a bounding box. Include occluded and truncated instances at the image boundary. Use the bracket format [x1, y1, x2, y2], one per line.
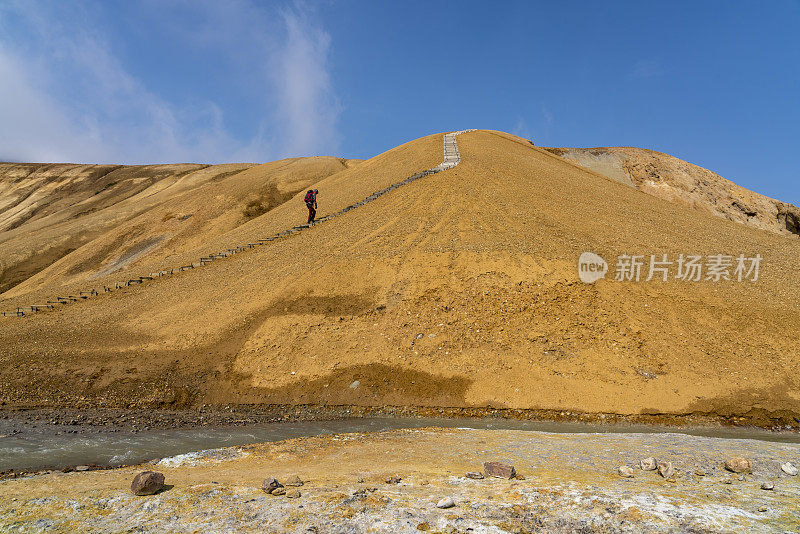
[436, 497, 455, 509]
[758, 506, 768, 512]
[465, 472, 484, 479]
[694, 469, 706, 477]
[761, 482, 774, 490]
[271, 487, 286, 496]
[618, 465, 635, 478]
[130, 471, 165, 496]
[724, 457, 751, 473]
[348, 381, 360, 390]
[385, 476, 401, 484]
[639, 457, 657, 471]
[781, 462, 798, 476]
[75, 465, 90, 472]
[657, 461, 675, 479]
[285, 475, 304, 487]
[261, 477, 283, 494]
[285, 489, 301, 498]
[484, 461, 516, 479]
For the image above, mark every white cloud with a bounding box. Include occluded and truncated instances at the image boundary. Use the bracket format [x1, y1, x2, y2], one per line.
[272, 6, 341, 157]
[0, 0, 340, 164]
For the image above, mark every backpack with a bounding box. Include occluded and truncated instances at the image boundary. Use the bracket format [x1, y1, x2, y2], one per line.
[304, 190, 315, 203]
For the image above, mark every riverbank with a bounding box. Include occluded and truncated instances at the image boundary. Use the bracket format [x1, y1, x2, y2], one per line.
[3, 407, 800, 476]
[1, 427, 799, 532]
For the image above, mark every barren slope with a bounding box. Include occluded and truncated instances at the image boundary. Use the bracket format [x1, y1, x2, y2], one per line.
[546, 146, 800, 238]
[0, 157, 359, 296]
[0, 131, 798, 427]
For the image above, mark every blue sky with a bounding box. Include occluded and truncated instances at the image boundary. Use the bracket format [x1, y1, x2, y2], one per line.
[1, 1, 798, 204]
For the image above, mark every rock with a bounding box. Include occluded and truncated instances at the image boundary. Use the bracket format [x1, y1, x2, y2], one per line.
[130, 471, 165, 496]
[722, 478, 733, 484]
[436, 497, 455, 509]
[657, 461, 675, 479]
[484, 461, 516, 479]
[285, 475, 304, 487]
[385, 476, 401, 484]
[618, 465, 635, 478]
[261, 477, 283, 494]
[761, 482, 774, 490]
[271, 487, 286, 496]
[758, 505, 768, 512]
[465, 472, 484, 479]
[738, 474, 746, 481]
[515, 474, 526, 480]
[639, 457, 657, 471]
[357, 478, 365, 483]
[724, 457, 751, 473]
[348, 381, 360, 390]
[780, 462, 798, 476]
[285, 489, 301, 498]
[75, 465, 90, 472]
[694, 469, 706, 477]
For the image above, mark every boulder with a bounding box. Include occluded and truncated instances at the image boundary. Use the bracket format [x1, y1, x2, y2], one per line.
[261, 477, 283, 494]
[657, 461, 675, 479]
[724, 457, 751, 473]
[131, 471, 165, 496]
[639, 457, 657, 471]
[483, 461, 516, 479]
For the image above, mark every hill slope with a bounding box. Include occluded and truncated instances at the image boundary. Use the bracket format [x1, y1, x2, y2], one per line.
[0, 131, 798, 428]
[0, 158, 360, 296]
[545, 146, 800, 238]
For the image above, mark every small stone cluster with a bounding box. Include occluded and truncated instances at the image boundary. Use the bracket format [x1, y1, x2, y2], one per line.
[616, 456, 797, 492]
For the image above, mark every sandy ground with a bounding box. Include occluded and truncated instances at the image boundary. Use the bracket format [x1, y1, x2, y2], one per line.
[1, 427, 799, 532]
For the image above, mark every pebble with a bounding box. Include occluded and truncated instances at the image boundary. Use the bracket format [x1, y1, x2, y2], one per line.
[465, 472, 484, 479]
[285, 475, 304, 487]
[261, 477, 283, 494]
[724, 457, 751, 473]
[758, 506, 768, 512]
[271, 487, 286, 496]
[285, 489, 301, 498]
[618, 465, 635, 478]
[436, 497, 455, 509]
[639, 457, 657, 471]
[385, 476, 401, 484]
[75, 465, 90, 472]
[780, 462, 798, 476]
[760, 482, 774, 490]
[694, 469, 706, 477]
[348, 381, 360, 390]
[657, 461, 675, 479]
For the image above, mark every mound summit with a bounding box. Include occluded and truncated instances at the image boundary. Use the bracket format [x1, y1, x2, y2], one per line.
[1, 130, 798, 428]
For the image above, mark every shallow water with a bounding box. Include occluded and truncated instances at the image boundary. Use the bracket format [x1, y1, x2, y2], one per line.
[1, 416, 799, 472]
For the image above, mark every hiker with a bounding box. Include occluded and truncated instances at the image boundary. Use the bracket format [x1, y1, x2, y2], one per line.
[304, 189, 318, 224]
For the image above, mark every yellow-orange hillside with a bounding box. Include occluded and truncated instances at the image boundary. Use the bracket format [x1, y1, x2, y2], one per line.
[0, 131, 798, 427]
